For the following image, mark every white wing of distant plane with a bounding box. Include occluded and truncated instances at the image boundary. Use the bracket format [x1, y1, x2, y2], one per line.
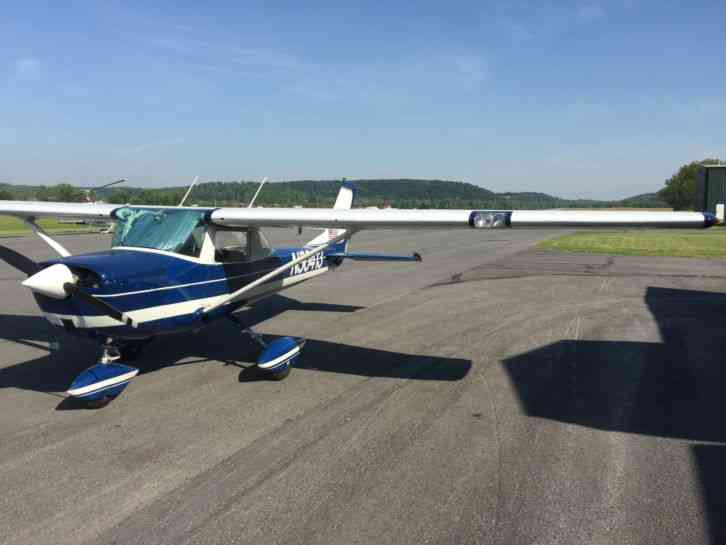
[0, 200, 718, 230]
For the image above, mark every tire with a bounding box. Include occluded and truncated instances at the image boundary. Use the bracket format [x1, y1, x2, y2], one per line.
[85, 396, 113, 409]
[267, 366, 291, 381]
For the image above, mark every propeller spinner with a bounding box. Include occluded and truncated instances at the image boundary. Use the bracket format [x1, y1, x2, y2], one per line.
[13, 260, 138, 328]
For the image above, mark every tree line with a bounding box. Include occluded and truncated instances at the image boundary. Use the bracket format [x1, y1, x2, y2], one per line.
[3, 170, 714, 209]
[659, 158, 722, 210]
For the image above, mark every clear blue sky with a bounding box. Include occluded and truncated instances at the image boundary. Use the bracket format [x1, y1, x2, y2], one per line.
[1, 1, 724, 199]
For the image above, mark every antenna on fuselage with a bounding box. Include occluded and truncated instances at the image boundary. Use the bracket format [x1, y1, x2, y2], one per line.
[178, 176, 199, 207]
[247, 177, 268, 208]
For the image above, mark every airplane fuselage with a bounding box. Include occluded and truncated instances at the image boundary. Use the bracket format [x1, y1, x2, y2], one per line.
[33, 245, 331, 339]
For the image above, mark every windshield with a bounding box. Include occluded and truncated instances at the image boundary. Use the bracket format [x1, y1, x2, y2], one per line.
[112, 207, 208, 257]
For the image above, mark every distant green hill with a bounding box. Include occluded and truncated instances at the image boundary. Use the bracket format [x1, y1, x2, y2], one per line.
[0, 179, 670, 209]
[617, 192, 670, 208]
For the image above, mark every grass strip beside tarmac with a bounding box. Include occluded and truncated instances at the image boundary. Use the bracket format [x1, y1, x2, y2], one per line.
[539, 227, 726, 260]
[0, 216, 98, 237]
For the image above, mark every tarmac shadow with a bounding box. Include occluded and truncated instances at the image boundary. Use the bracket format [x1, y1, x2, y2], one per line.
[0, 314, 96, 394]
[236, 335, 471, 383]
[0, 295, 470, 409]
[503, 286, 726, 443]
[693, 444, 726, 545]
[503, 286, 726, 545]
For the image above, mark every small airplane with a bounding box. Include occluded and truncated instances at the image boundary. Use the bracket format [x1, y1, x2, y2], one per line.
[0, 180, 719, 407]
[57, 179, 128, 232]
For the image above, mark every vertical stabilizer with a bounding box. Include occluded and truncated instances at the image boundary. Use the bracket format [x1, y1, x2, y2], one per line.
[306, 181, 357, 250]
[332, 180, 356, 210]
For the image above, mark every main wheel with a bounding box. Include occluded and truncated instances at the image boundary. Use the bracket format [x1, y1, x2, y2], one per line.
[84, 396, 113, 409]
[256, 336, 301, 381]
[267, 366, 291, 381]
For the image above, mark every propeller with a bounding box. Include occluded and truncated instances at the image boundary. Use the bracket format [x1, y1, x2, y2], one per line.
[20, 263, 139, 328]
[0, 245, 138, 328]
[0, 244, 41, 276]
[62, 282, 137, 328]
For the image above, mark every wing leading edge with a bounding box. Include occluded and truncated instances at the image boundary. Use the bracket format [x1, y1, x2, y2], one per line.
[210, 207, 718, 230]
[0, 201, 717, 230]
[0, 201, 118, 221]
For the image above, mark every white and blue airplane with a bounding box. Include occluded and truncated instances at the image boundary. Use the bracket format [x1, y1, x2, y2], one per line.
[0, 182, 718, 407]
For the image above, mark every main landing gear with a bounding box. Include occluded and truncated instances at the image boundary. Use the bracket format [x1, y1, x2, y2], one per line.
[65, 338, 145, 409]
[231, 315, 304, 380]
[63, 317, 304, 408]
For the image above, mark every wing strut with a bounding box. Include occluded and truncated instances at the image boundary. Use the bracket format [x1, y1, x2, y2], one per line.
[23, 218, 71, 257]
[202, 229, 352, 316]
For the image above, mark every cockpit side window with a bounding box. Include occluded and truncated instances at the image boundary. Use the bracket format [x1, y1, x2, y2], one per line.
[214, 228, 272, 263]
[248, 229, 273, 260]
[177, 223, 207, 258]
[214, 230, 249, 262]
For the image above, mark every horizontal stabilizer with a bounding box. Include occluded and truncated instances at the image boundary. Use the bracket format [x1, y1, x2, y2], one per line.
[327, 251, 422, 262]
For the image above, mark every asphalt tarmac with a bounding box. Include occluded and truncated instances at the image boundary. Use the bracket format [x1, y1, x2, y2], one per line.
[2, 228, 726, 545]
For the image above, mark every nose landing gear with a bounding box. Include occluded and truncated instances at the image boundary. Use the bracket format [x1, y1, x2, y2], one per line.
[66, 339, 144, 409]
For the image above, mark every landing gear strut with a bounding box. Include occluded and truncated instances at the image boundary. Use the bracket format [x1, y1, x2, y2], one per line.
[100, 338, 122, 364]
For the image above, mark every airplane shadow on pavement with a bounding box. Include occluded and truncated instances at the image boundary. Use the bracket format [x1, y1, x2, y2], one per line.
[0, 293, 471, 405]
[503, 286, 726, 544]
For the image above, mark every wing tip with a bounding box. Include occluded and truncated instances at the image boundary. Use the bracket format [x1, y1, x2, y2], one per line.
[704, 212, 720, 228]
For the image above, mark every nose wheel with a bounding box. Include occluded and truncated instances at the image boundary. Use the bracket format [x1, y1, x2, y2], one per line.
[265, 364, 291, 381]
[66, 339, 143, 409]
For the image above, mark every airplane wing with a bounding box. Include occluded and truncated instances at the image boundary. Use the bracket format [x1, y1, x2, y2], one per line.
[210, 207, 718, 230]
[0, 201, 118, 221]
[0, 200, 717, 230]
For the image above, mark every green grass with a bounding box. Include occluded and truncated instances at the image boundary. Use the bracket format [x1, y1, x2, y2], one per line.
[0, 216, 97, 237]
[538, 227, 726, 260]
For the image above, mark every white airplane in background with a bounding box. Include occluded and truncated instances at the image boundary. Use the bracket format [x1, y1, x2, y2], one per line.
[0, 181, 718, 407]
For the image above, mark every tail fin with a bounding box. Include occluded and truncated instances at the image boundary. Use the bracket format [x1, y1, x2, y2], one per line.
[306, 181, 357, 250]
[332, 180, 356, 210]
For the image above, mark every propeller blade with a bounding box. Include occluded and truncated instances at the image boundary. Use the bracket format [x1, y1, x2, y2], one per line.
[62, 283, 138, 328]
[0, 245, 40, 276]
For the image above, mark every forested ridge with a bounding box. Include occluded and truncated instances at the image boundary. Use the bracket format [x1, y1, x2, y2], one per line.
[0, 178, 670, 209]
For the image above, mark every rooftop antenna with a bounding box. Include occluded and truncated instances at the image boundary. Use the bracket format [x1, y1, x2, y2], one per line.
[247, 177, 268, 208]
[178, 176, 199, 207]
